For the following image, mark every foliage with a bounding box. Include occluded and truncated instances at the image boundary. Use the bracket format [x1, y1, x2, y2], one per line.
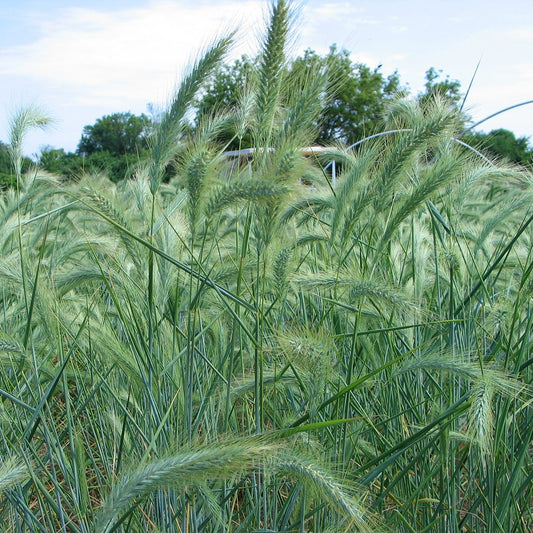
[465, 128, 533, 168]
[36, 113, 155, 183]
[296, 46, 403, 144]
[70, 112, 152, 182]
[194, 54, 255, 120]
[0, 141, 16, 188]
[77, 112, 152, 157]
[1, 2, 533, 532]
[420, 66, 463, 105]
[0, 141, 34, 189]
[38, 146, 85, 179]
[196, 44, 403, 147]
[38, 146, 141, 183]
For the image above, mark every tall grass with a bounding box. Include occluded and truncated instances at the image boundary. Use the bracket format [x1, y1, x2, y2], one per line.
[1, 1, 532, 531]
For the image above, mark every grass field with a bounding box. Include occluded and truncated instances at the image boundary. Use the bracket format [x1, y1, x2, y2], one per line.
[0, 2, 532, 531]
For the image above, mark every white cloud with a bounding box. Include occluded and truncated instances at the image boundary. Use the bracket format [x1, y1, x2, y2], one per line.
[303, 2, 370, 21]
[0, 1, 264, 108]
[389, 53, 406, 62]
[391, 25, 408, 33]
[505, 28, 533, 40]
[1, 0, 531, 153]
[515, 63, 533, 81]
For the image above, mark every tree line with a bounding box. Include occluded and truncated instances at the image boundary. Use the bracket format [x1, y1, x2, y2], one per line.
[1, 45, 531, 187]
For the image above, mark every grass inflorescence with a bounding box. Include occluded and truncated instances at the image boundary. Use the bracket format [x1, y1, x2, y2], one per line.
[1, 2, 532, 532]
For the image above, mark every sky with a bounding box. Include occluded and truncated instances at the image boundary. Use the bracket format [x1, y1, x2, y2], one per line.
[0, 0, 532, 157]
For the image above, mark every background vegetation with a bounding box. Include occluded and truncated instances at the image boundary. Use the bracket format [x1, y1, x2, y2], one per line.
[1, 27, 531, 185]
[0, 1, 532, 532]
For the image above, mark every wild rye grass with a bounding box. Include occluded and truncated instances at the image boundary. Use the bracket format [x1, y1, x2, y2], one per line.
[1, 2, 532, 531]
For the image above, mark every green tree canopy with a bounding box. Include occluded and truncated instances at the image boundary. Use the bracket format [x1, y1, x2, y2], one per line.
[0, 140, 33, 189]
[71, 112, 154, 182]
[39, 146, 83, 178]
[195, 55, 255, 119]
[0, 141, 13, 188]
[195, 45, 403, 147]
[297, 46, 402, 144]
[77, 112, 153, 157]
[21, 59, 528, 185]
[420, 67, 463, 106]
[465, 128, 532, 167]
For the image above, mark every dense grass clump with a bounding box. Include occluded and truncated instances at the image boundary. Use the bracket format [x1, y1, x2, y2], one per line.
[1, 2, 532, 531]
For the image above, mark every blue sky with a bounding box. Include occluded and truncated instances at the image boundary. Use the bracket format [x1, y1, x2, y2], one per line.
[1, 0, 532, 156]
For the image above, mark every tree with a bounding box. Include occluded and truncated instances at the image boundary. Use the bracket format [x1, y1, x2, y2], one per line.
[74, 112, 153, 182]
[194, 45, 403, 147]
[37, 112, 154, 182]
[464, 128, 532, 167]
[77, 112, 152, 157]
[0, 140, 33, 189]
[39, 146, 83, 179]
[195, 55, 255, 119]
[420, 67, 463, 106]
[307, 45, 402, 144]
[0, 142, 14, 188]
